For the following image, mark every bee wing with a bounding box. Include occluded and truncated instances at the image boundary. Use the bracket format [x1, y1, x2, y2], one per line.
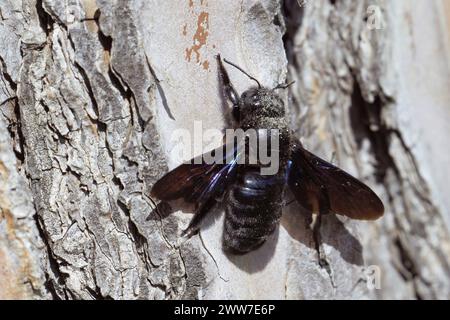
[151, 143, 241, 203]
[288, 139, 384, 220]
[150, 143, 242, 234]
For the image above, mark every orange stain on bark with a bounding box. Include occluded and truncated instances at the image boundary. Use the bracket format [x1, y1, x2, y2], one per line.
[185, 11, 209, 63]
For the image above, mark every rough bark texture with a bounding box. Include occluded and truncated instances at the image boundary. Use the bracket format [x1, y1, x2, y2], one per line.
[1, 0, 450, 299]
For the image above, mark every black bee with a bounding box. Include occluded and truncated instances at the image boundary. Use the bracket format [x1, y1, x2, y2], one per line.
[150, 55, 384, 254]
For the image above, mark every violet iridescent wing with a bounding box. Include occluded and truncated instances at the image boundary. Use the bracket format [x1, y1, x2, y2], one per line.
[288, 138, 384, 220]
[151, 143, 242, 234]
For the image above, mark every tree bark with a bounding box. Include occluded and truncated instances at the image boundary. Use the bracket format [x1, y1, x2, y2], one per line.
[1, 0, 450, 299]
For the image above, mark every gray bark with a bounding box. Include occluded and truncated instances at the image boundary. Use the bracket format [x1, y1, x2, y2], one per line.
[0, 0, 450, 299]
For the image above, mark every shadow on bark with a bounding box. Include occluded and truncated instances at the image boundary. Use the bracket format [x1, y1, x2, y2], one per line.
[149, 197, 363, 272]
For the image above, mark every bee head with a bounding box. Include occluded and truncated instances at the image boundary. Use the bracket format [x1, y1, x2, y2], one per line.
[219, 57, 293, 122]
[239, 87, 285, 119]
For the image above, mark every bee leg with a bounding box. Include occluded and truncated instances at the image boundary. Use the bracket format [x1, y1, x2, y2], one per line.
[232, 105, 240, 123]
[216, 54, 240, 122]
[312, 191, 331, 268]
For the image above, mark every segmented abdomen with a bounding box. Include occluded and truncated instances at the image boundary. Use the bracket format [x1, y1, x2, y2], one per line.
[224, 168, 286, 254]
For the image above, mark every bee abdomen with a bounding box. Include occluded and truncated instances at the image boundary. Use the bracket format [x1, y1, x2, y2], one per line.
[224, 170, 285, 254]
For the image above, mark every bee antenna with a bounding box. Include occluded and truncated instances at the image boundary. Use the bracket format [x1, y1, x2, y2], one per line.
[223, 58, 262, 88]
[273, 80, 295, 90]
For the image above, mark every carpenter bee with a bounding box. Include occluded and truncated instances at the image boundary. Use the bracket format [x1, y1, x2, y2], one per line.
[150, 55, 384, 254]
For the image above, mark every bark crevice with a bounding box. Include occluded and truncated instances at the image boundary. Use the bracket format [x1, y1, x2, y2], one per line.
[1, 0, 450, 299]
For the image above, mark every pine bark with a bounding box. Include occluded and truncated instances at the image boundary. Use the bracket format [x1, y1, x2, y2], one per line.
[1, 0, 450, 299]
